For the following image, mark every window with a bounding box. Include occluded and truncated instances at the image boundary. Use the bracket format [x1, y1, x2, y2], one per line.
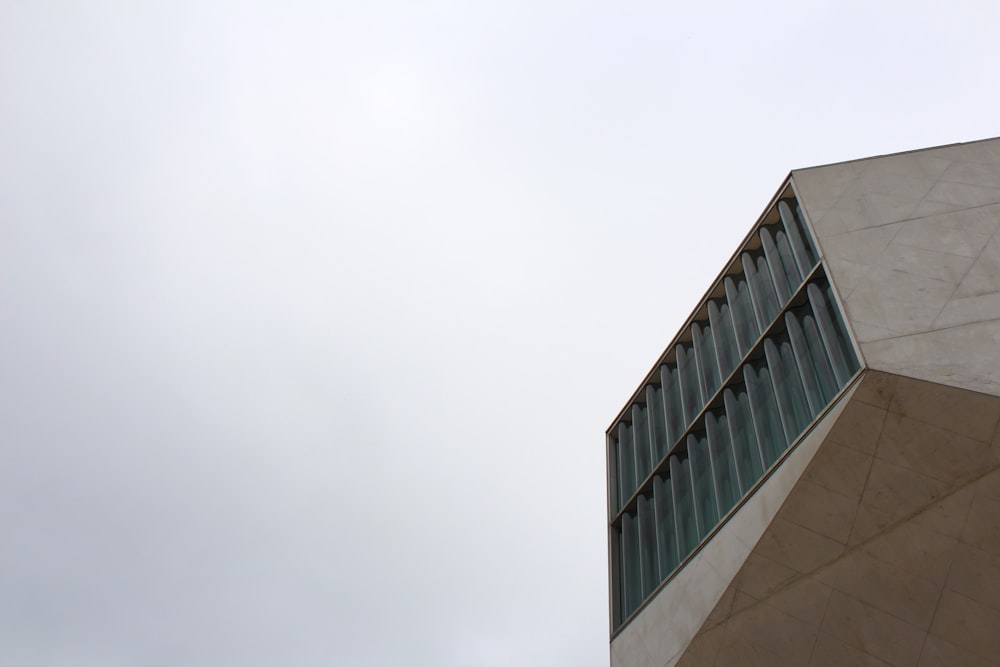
[607, 193, 859, 629]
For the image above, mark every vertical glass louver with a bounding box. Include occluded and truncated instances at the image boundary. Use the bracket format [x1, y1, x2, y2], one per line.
[608, 196, 860, 628]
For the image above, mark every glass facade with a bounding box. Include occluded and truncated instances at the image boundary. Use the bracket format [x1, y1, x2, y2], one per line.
[607, 195, 860, 629]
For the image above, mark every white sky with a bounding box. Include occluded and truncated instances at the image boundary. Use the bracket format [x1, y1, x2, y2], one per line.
[1, 2, 998, 666]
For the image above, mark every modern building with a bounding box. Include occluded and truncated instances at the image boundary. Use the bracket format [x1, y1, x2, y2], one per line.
[606, 137, 1000, 667]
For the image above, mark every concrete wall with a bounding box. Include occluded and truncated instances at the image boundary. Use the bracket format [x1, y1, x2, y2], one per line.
[793, 138, 1000, 397]
[673, 370, 1000, 667]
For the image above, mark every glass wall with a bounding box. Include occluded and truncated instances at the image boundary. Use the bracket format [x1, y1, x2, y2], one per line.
[608, 197, 859, 628]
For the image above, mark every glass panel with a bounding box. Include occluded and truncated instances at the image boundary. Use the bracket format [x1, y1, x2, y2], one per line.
[781, 336, 816, 424]
[706, 411, 740, 517]
[724, 387, 764, 495]
[637, 494, 659, 598]
[688, 433, 718, 540]
[620, 512, 641, 618]
[692, 321, 720, 402]
[632, 404, 652, 485]
[609, 435, 621, 512]
[616, 529, 624, 623]
[676, 344, 702, 426]
[826, 284, 861, 375]
[757, 256, 782, 321]
[744, 363, 787, 469]
[617, 421, 636, 509]
[660, 365, 685, 444]
[795, 204, 819, 266]
[802, 313, 839, 404]
[725, 275, 760, 356]
[744, 253, 781, 327]
[670, 455, 698, 559]
[764, 337, 813, 440]
[760, 227, 792, 303]
[807, 283, 852, 385]
[786, 310, 826, 415]
[708, 299, 739, 380]
[653, 475, 679, 578]
[778, 200, 816, 276]
[775, 230, 803, 289]
[646, 385, 670, 465]
[742, 253, 768, 329]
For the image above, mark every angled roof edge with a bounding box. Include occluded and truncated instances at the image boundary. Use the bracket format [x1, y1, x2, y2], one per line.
[791, 135, 1000, 174]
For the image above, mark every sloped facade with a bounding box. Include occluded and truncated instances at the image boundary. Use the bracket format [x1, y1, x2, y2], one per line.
[608, 137, 1000, 667]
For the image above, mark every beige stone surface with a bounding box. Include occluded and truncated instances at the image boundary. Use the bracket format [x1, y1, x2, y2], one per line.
[887, 375, 1000, 441]
[858, 319, 1000, 396]
[860, 521, 957, 588]
[793, 137, 1000, 398]
[929, 591, 1000, 662]
[826, 398, 887, 455]
[852, 459, 948, 538]
[800, 440, 872, 498]
[809, 633, 894, 667]
[670, 370, 1000, 667]
[735, 552, 796, 601]
[962, 493, 1000, 557]
[876, 413, 996, 485]
[917, 635, 998, 667]
[946, 544, 1000, 612]
[765, 577, 831, 627]
[777, 479, 859, 544]
[821, 590, 925, 666]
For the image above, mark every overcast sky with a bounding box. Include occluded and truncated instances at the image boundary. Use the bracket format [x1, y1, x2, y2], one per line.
[1, 2, 998, 666]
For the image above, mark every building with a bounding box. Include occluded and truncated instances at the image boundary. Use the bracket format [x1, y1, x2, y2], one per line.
[606, 137, 1000, 667]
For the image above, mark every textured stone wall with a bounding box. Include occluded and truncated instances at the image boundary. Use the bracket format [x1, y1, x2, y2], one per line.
[793, 138, 1000, 397]
[674, 370, 1000, 667]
